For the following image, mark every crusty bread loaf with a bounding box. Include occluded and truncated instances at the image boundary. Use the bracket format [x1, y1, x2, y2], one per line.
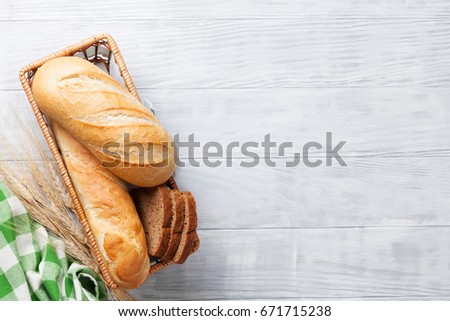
[160, 190, 185, 262]
[131, 186, 173, 258]
[51, 122, 150, 289]
[32, 56, 175, 187]
[172, 192, 199, 264]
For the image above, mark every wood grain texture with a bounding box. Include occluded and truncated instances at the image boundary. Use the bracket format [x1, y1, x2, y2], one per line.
[176, 157, 450, 229]
[1, 88, 450, 158]
[1, 18, 450, 89]
[2, 156, 450, 230]
[2, 158, 450, 299]
[130, 228, 450, 300]
[1, 89, 450, 229]
[2, 0, 450, 20]
[1, 0, 450, 300]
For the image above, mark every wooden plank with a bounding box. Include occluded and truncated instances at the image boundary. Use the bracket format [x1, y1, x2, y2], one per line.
[1, 19, 450, 89]
[1, 88, 449, 159]
[148, 88, 450, 158]
[2, 156, 450, 229]
[130, 228, 450, 299]
[177, 157, 450, 229]
[1, 88, 449, 228]
[2, 0, 450, 20]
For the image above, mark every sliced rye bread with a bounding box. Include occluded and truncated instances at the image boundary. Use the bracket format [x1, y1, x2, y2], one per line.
[191, 231, 200, 254]
[160, 190, 185, 262]
[172, 192, 199, 264]
[131, 185, 172, 258]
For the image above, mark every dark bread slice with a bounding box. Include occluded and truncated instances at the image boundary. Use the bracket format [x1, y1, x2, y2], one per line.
[160, 190, 185, 262]
[174, 233, 196, 264]
[172, 192, 198, 264]
[191, 231, 200, 254]
[131, 185, 172, 258]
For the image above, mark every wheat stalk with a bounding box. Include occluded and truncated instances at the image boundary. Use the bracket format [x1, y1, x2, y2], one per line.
[0, 161, 97, 272]
[0, 112, 97, 272]
[0, 108, 137, 300]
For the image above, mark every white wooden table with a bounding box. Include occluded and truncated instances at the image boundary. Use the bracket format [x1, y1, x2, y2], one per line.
[1, 0, 450, 300]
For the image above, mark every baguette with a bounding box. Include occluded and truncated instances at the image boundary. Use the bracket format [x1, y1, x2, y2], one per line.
[52, 122, 150, 289]
[32, 56, 175, 187]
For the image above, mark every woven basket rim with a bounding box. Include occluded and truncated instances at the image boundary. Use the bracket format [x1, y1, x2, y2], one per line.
[19, 33, 176, 289]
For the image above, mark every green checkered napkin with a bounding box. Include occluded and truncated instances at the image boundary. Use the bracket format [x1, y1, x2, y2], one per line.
[0, 181, 106, 301]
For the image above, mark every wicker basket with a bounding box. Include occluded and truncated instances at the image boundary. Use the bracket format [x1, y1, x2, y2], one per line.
[19, 33, 177, 289]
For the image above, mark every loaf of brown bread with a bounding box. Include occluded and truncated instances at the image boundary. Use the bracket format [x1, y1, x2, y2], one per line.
[160, 190, 185, 262]
[172, 192, 199, 264]
[132, 187, 199, 264]
[32, 56, 175, 187]
[51, 122, 150, 289]
[192, 231, 200, 254]
[131, 186, 173, 258]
